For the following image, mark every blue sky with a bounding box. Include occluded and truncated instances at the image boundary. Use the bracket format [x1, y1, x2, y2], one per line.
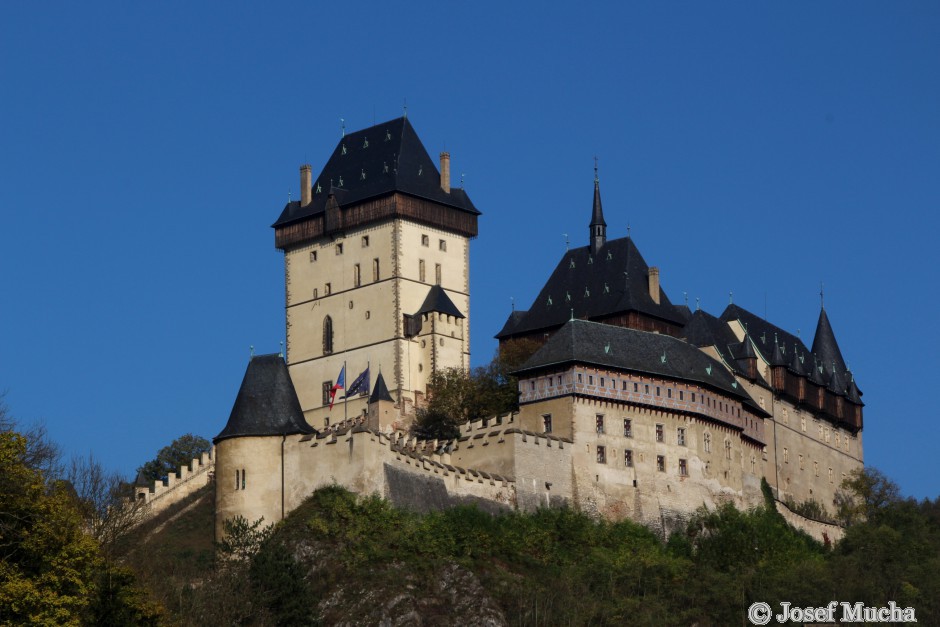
[1, 2, 937, 499]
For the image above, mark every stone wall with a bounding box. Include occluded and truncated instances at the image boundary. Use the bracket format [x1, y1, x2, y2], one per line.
[134, 448, 215, 519]
[775, 499, 844, 544]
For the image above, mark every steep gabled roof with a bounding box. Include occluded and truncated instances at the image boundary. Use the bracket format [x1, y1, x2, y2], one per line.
[720, 303, 813, 364]
[214, 354, 314, 443]
[497, 310, 528, 337]
[682, 309, 750, 378]
[811, 308, 848, 376]
[416, 285, 465, 319]
[496, 236, 686, 338]
[273, 117, 478, 228]
[517, 319, 767, 416]
[369, 371, 394, 404]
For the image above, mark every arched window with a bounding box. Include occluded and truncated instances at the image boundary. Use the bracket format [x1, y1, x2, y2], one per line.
[323, 315, 333, 354]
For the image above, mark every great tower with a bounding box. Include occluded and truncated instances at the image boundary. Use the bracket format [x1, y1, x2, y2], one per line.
[272, 118, 479, 430]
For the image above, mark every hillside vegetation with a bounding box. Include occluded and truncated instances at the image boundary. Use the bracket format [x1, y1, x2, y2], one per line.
[123, 475, 940, 626]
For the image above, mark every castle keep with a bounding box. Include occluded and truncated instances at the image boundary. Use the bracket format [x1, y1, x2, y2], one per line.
[213, 118, 863, 540]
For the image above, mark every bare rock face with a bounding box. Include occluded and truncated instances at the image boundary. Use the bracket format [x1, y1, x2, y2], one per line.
[316, 561, 506, 626]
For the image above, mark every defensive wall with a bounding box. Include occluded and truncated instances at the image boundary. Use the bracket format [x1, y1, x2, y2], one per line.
[133, 448, 215, 518]
[774, 498, 844, 544]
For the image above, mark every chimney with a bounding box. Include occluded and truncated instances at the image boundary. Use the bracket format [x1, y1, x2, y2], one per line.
[300, 164, 312, 207]
[439, 152, 450, 193]
[648, 267, 661, 304]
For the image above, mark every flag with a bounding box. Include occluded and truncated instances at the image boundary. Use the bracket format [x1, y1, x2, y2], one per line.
[329, 365, 345, 409]
[346, 366, 370, 397]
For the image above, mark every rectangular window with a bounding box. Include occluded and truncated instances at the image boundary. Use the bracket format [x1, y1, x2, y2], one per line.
[362, 235, 369, 247]
[624, 449, 633, 467]
[677, 427, 686, 446]
[241, 468, 246, 490]
[645, 384, 650, 394]
[435, 263, 441, 285]
[814, 461, 819, 477]
[578, 373, 583, 383]
[623, 418, 632, 438]
[634, 382, 639, 392]
[622, 381, 627, 390]
[828, 467, 833, 483]
[310, 251, 317, 262]
[801, 416, 806, 432]
[421, 234, 429, 246]
[667, 388, 672, 399]
[324, 282, 331, 295]
[439, 239, 447, 251]
[419, 259, 426, 282]
[679, 459, 688, 476]
[692, 392, 696, 403]
[542, 414, 552, 433]
[596, 445, 606, 464]
[783, 447, 789, 463]
[725, 440, 732, 460]
[825, 429, 830, 443]
[679, 390, 684, 401]
[595, 414, 605, 434]
[656, 386, 661, 396]
[322, 381, 333, 406]
[235, 469, 240, 491]
[799, 455, 804, 470]
[600, 377, 605, 387]
[353, 264, 361, 287]
[373, 258, 380, 281]
[704, 433, 711, 453]
[655, 424, 664, 443]
[588, 375, 594, 385]
[313, 288, 318, 299]
[657, 455, 665, 472]
[336, 243, 343, 255]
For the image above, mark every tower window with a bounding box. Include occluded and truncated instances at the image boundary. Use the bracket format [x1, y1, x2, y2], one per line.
[439, 239, 447, 251]
[542, 414, 552, 433]
[241, 468, 246, 490]
[310, 251, 317, 262]
[421, 234, 429, 247]
[623, 418, 632, 437]
[596, 445, 606, 464]
[419, 259, 426, 283]
[322, 380, 333, 406]
[655, 424, 664, 442]
[324, 283, 331, 295]
[322, 315, 333, 354]
[679, 459, 688, 476]
[677, 428, 686, 446]
[362, 235, 370, 247]
[704, 432, 711, 453]
[624, 449, 633, 467]
[435, 263, 441, 285]
[657, 455, 665, 472]
[595, 414, 605, 434]
[353, 264, 361, 287]
[373, 258, 380, 281]
[336, 243, 343, 255]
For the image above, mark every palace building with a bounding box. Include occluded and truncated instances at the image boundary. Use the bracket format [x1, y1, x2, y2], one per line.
[212, 117, 863, 540]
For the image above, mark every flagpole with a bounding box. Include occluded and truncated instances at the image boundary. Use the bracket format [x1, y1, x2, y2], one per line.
[344, 359, 348, 423]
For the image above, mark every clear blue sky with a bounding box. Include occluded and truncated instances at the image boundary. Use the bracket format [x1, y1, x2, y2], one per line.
[1, 2, 937, 500]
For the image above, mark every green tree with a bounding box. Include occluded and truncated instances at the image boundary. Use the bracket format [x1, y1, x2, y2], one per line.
[137, 432, 211, 483]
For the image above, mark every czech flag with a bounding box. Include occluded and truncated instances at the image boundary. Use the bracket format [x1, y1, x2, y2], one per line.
[329, 365, 345, 409]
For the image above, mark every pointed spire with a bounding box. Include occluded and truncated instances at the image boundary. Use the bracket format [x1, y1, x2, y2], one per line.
[589, 158, 607, 254]
[369, 371, 393, 404]
[811, 307, 847, 375]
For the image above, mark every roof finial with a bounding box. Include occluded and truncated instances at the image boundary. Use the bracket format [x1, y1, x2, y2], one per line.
[729, 291, 734, 305]
[340, 118, 345, 137]
[696, 297, 700, 311]
[563, 233, 569, 251]
[288, 189, 291, 202]
[279, 341, 284, 358]
[684, 291, 688, 307]
[510, 296, 515, 312]
[820, 281, 825, 310]
[627, 223, 631, 239]
[403, 98, 408, 119]
[570, 308, 575, 321]
[460, 173, 465, 188]
[249, 345, 254, 359]
[594, 155, 599, 184]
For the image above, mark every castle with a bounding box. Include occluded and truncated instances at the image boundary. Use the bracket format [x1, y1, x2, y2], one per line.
[210, 117, 864, 541]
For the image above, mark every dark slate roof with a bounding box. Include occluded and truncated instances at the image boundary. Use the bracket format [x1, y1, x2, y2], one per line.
[682, 309, 751, 378]
[517, 319, 767, 416]
[497, 310, 528, 337]
[496, 236, 686, 338]
[369, 371, 394, 404]
[720, 304, 812, 365]
[273, 117, 478, 228]
[811, 308, 848, 376]
[214, 354, 314, 443]
[416, 285, 465, 319]
[590, 177, 606, 228]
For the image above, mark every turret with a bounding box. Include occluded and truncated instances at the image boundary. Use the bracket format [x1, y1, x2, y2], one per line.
[589, 165, 607, 255]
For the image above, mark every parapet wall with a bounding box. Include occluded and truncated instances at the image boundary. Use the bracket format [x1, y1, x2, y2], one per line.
[134, 448, 215, 518]
[775, 499, 844, 544]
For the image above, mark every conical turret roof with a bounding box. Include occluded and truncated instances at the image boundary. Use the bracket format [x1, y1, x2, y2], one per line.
[811, 308, 847, 376]
[369, 371, 394, 404]
[214, 354, 314, 443]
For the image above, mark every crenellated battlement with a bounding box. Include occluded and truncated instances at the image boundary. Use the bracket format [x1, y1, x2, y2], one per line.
[133, 448, 215, 518]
